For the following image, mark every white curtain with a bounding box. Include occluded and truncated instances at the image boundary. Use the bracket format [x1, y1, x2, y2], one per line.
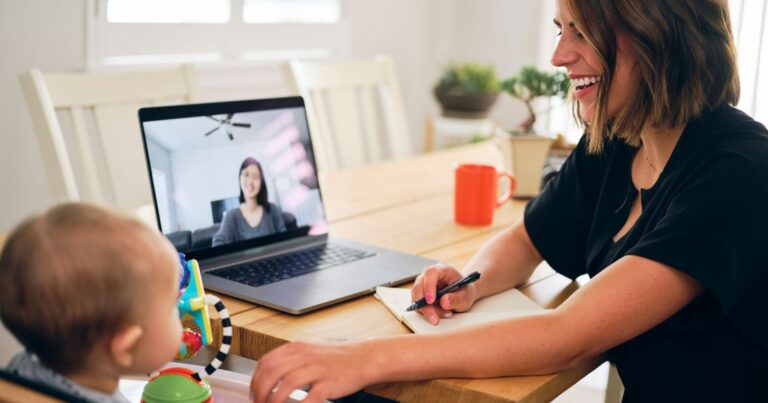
[730, 0, 768, 125]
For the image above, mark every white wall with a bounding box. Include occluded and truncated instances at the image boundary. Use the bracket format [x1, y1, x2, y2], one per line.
[0, 0, 86, 232]
[146, 138, 179, 231]
[429, 0, 545, 131]
[344, 0, 546, 143]
[346, 0, 436, 147]
[0, 0, 89, 364]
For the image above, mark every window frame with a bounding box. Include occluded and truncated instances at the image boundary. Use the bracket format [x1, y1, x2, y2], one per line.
[86, 0, 348, 68]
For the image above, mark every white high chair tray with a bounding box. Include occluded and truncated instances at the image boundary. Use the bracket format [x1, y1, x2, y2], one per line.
[119, 362, 309, 402]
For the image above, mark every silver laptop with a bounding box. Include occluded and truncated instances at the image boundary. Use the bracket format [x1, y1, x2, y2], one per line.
[138, 97, 434, 314]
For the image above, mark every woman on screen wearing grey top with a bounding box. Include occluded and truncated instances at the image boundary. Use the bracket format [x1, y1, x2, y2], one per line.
[212, 157, 286, 247]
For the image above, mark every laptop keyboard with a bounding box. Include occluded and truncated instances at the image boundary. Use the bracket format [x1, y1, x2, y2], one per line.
[208, 244, 376, 288]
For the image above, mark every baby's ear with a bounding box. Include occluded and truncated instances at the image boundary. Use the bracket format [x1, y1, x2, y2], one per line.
[109, 325, 143, 368]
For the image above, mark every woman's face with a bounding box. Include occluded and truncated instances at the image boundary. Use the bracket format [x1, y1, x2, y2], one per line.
[240, 164, 262, 201]
[550, 0, 638, 123]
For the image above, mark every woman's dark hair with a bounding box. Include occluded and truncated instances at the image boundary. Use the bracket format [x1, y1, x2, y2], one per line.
[238, 157, 270, 211]
[565, 0, 740, 153]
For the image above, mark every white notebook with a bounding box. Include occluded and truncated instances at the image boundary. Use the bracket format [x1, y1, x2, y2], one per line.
[374, 286, 548, 334]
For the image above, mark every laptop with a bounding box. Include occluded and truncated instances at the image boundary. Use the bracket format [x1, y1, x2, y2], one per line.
[138, 97, 435, 314]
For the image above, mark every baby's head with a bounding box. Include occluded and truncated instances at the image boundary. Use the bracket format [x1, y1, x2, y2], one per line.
[0, 203, 182, 378]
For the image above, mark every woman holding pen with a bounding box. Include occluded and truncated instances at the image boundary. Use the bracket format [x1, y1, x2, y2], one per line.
[251, 0, 768, 402]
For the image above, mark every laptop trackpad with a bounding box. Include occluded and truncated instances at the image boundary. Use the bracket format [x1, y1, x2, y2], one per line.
[306, 261, 405, 293]
[261, 262, 404, 312]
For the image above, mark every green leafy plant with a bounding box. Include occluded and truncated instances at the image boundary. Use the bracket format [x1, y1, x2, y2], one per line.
[500, 66, 570, 133]
[435, 63, 499, 95]
[469, 132, 491, 143]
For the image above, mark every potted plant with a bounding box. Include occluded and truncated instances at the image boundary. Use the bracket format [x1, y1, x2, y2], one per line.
[495, 66, 570, 197]
[434, 63, 499, 118]
[500, 66, 570, 134]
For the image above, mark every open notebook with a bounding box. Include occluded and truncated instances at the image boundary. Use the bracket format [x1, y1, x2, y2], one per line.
[374, 286, 548, 334]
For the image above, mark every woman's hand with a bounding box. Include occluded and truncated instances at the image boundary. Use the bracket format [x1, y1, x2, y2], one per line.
[411, 263, 479, 325]
[250, 340, 373, 403]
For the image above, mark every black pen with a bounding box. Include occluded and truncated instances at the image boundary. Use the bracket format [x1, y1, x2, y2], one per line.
[406, 271, 481, 312]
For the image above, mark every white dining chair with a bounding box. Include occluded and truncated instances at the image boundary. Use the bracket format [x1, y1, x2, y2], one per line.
[288, 55, 413, 172]
[18, 65, 198, 211]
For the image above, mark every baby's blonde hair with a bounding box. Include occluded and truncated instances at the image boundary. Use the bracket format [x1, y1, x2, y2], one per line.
[0, 203, 173, 374]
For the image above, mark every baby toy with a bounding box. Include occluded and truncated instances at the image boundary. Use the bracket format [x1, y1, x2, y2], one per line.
[142, 253, 232, 403]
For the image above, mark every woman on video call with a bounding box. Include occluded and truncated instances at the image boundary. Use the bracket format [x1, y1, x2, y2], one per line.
[249, 0, 768, 402]
[212, 157, 286, 247]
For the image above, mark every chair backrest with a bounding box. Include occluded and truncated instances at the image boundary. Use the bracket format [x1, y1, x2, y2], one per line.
[18, 65, 198, 210]
[288, 55, 412, 172]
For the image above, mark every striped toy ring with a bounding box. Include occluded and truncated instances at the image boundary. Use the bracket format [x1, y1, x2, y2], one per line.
[191, 294, 232, 381]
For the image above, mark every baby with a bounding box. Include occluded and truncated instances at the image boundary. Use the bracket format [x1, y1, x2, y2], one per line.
[0, 203, 182, 402]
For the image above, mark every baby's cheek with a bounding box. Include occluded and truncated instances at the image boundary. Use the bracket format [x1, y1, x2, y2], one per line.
[164, 327, 183, 362]
[166, 311, 183, 355]
[174, 320, 183, 342]
[172, 312, 183, 339]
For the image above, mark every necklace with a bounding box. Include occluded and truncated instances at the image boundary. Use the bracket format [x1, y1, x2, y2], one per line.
[643, 148, 661, 175]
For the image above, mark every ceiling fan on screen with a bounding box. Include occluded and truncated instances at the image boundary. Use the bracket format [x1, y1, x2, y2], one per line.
[202, 114, 252, 141]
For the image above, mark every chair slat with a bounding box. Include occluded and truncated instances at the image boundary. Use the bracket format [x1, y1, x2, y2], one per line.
[70, 106, 105, 202]
[358, 86, 383, 162]
[308, 90, 339, 172]
[44, 69, 190, 107]
[326, 88, 366, 168]
[293, 61, 387, 89]
[19, 69, 80, 201]
[376, 55, 411, 159]
[19, 65, 196, 209]
[289, 55, 412, 172]
[93, 104, 154, 209]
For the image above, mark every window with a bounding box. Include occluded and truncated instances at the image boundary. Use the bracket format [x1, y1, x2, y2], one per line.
[107, 0, 230, 23]
[89, 0, 346, 67]
[243, 0, 340, 24]
[106, 0, 340, 24]
[730, 0, 768, 125]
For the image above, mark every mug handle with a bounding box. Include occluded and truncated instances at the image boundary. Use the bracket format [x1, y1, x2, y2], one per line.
[496, 172, 516, 207]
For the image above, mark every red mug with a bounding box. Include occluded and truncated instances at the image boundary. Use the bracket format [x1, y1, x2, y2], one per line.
[454, 164, 516, 226]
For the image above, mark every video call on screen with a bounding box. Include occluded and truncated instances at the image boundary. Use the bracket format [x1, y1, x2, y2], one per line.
[143, 107, 328, 253]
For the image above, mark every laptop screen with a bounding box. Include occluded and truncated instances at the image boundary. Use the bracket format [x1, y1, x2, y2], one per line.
[139, 97, 328, 258]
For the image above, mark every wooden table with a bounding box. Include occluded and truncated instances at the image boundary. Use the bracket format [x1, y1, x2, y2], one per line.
[0, 142, 599, 402]
[213, 142, 601, 403]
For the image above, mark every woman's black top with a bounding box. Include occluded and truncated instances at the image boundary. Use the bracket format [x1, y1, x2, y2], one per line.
[524, 105, 768, 402]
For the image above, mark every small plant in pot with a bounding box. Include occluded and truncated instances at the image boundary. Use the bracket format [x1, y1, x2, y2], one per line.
[500, 66, 570, 134]
[495, 66, 570, 198]
[434, 63, 499, 118]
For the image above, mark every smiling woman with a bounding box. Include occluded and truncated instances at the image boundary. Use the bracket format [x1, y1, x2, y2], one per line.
[246, 1, 768, 402]
[211, 157, 286, 247]
[555, 0, 739, 154]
